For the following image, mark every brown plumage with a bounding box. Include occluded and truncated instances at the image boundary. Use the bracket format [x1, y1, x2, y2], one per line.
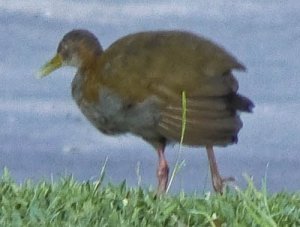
[39, 29, 254, 194]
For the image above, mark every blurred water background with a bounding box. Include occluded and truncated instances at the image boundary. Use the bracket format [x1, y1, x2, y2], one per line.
[0, 0, 299, 193]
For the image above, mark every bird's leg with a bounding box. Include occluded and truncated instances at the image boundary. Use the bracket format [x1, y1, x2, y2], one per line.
[206, 145, 234, 193]
[156, 145, 169, 194]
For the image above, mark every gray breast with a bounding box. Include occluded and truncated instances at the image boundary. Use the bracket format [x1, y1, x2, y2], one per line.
[71, 74, 161, 138]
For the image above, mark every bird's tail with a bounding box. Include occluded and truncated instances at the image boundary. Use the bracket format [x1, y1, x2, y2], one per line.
[229, 93, 254, 113]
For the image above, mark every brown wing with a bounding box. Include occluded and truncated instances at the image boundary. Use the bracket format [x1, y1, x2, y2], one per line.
[99, 31, 245, 100]
[158, 94, 243, 146]
[99, 30, 253, 146]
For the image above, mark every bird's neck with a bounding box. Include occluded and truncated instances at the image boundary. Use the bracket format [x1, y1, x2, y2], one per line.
[79, 50, 103, 76]
[75, 54, 103, 103]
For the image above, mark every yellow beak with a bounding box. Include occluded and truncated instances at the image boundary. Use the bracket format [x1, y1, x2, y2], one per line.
[37, 54, 63, 79]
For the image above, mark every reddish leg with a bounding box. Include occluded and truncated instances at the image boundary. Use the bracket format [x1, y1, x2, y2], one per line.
[156, 146, 169, 194]
[206, 145, 234, 193]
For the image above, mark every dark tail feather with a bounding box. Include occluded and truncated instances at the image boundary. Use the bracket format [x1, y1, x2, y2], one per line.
[230, 93, 254, 112]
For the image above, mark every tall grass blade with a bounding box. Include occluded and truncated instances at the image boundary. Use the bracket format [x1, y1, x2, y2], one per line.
[167, 91, 187, 193]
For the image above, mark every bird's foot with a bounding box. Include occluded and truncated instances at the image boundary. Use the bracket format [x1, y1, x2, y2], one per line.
[212, 175, 235, 194]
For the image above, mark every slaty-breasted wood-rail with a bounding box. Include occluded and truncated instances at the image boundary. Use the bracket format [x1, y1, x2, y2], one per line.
[39, 29, 254, 194]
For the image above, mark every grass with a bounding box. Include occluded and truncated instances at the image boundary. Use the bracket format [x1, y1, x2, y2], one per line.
[0, 169, 299, 226]
[167, 91, 187, 193]
[2, 93, 298, 226]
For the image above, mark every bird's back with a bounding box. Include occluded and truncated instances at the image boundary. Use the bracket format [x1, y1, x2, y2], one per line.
[100, 30, 245, 102]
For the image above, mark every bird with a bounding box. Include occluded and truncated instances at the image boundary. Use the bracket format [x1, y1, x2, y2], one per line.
[38, 29, 254, 194]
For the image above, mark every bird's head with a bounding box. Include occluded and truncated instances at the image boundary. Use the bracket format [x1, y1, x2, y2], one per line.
[38, 29, 103, 78]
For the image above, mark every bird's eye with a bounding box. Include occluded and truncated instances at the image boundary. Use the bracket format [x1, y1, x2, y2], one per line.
[58, 44, 71, 60]
[57, 42, 68, 53]
[59, 44, 68, 53]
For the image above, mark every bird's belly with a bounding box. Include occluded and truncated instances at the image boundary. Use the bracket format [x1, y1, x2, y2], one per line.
[79, 103, 125, 135]
[73, 87, 161, 137]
